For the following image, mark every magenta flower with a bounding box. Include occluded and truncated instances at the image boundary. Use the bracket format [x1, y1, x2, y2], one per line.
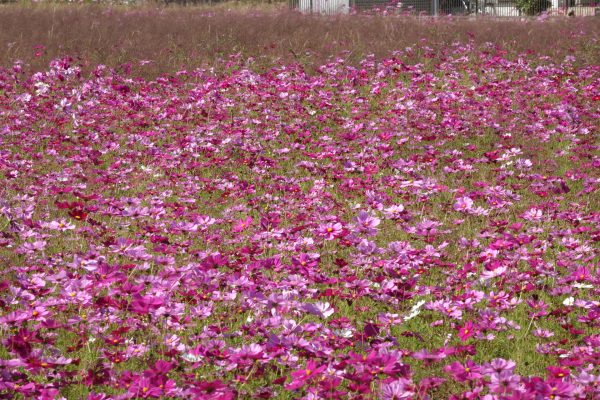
[569, 266, 592, 282]
[444, 360, 482, 382]
[292, 253, 319, 269]
[130, 294, 165, 315]
[190, 380, 235, 399]
[457, 321, 476, 342]
[286, 361, 327, 390]
[128, 376, 162, 398]
[232, 216, 252, 232]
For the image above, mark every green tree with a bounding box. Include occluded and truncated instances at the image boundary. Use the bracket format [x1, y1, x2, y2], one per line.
[515, 0, 552, 15]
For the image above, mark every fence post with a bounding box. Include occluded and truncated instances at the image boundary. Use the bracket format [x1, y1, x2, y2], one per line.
[432, 0, 439, 15]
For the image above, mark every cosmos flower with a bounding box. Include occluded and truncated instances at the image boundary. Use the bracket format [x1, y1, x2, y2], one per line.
[444, 360, 483, 382]
[379, 378, 415, 399]
[354, 210, 381, 236]
[454, 196, 474, 212]
[286, 361, 327, 390]
[457, 321, 477, 342]
[45, 219, 76, 231]
[316, 222, 343, 241]
[232, 216, 253, 232]
[304, 302, 335, 319]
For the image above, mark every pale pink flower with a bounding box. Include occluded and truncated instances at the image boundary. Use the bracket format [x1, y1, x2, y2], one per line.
[454, 196, 474, 212]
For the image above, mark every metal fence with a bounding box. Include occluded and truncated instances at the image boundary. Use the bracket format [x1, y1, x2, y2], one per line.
[290, 0, 599, 16]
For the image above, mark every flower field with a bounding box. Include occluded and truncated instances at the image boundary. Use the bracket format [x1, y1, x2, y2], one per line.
[1, 6, 599, 400]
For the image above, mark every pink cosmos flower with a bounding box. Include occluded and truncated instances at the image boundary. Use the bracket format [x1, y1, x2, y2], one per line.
[190, 380, 235, 399]
[231, 344, 266, 368]
[483, 358, 517, 374]
[454, 196, 474, 212]
[547, 365, 570, 379]
[354, 210, 380, 236]
[130, 294, 165, 315]
[232, 216, 252, 232]
[38, 388, 65, 400]
[444, 360, 482, 382]
[380, 378, 415, 399]
[304, 302, 335, 319]
[533, 329, 554, 338]
[569, 266, 592, 282]
[316, 222, 343, 240]
[46, 219, 76, 231]
[521, 208, 543, 221]
[286, 360, 327, 390]
[488, 370, 520, 394]
[457, 321, 476, 342]
[384, 204, 405, 220]
[128, 376, 162, 398]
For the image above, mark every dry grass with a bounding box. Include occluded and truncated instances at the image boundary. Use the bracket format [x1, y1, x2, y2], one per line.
[0, 2, 599, 77]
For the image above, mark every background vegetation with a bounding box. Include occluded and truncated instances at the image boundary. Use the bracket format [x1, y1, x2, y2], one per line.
[1, 3, 599, 78]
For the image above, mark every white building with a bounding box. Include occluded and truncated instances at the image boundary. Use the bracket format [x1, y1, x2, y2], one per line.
[298, 0, 350, 13]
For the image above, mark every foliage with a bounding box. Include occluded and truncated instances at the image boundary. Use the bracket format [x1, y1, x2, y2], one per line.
[1, 4, 599, 78]
[515, 0, 551, 15]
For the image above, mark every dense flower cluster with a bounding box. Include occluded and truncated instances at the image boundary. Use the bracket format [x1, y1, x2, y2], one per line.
[0, 40, 598, 399]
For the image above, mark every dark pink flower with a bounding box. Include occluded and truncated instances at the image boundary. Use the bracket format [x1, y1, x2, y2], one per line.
[286, 361, 327, 390]
[457, 321, 476, 342]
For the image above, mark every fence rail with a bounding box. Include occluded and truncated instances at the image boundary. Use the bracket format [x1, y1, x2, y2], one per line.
[290, 0, 600, 16]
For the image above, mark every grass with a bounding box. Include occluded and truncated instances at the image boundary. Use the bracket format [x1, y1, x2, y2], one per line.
[0, 2, 599, 78]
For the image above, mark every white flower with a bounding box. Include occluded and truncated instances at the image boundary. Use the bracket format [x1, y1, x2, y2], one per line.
[522, 208, 543, 222]
[384, 204, 405, 219]
[405, 300, 426, 321]
[573, 283, 593, 289]
[34, 82, 50, 95]
[562, 297, 575, 306]
[182, 353, 203, 362]
[335, 329, 353, 338]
